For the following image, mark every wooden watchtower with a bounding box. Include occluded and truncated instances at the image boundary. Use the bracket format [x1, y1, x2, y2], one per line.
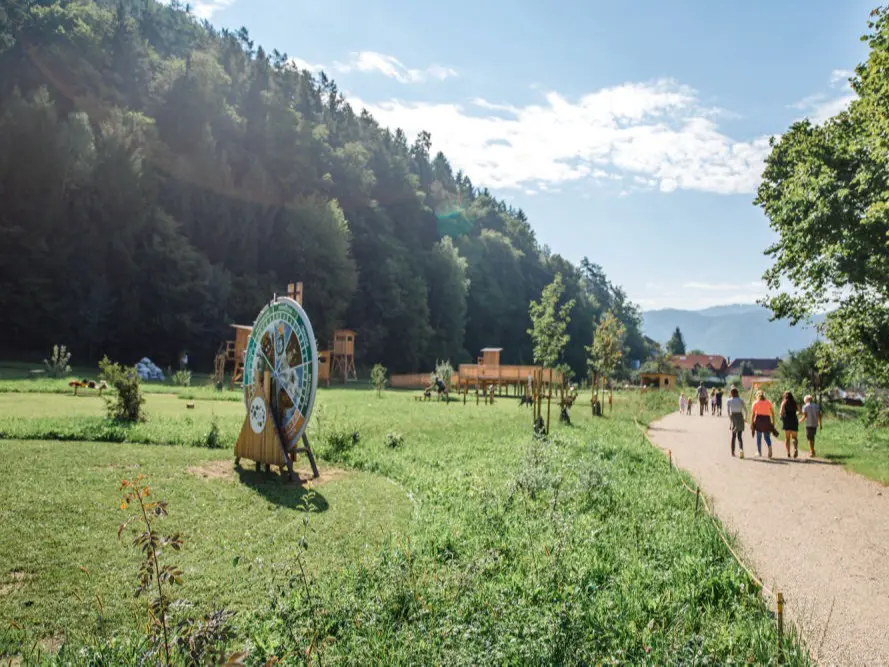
[331, 329, 357, 382]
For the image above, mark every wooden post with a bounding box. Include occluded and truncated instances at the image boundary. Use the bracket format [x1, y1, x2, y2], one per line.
[545, 368, 552, 434]
[287, 281, 304, 305]
[694, 488, 700, 517]
[776, 592, 785, 642]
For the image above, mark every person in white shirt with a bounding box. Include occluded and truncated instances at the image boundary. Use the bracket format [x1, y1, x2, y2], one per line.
[679, 392, 688, 415]
[726, 387, 748, 458]
[801, 395, 822, 457]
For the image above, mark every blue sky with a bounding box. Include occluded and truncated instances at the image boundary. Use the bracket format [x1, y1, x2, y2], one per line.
[191, 0, 871, 310]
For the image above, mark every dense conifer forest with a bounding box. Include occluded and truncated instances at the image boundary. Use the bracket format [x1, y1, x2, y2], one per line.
[0, 0, 649, 374]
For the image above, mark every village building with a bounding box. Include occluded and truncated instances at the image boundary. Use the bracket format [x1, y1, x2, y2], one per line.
[669, 354, 729, 378]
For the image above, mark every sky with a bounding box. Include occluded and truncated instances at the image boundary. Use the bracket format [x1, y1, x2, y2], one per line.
[189, 0, 872, 311]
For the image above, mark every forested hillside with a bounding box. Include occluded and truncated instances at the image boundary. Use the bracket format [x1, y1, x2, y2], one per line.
[0, 0, 647, 374]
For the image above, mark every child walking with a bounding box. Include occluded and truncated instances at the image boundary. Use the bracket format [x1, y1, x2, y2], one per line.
[679, 392, 688, 415]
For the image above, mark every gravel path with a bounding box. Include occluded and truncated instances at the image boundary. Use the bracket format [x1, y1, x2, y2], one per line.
[648, 410, 889, 666]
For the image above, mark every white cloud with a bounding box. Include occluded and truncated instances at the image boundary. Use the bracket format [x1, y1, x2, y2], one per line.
[830, 69, 853, 86]
[683, 281, 764, 292]
[333, 52, 457, 84]
[191, 0, 236, 19]
[790, 69, 857, 124]
[288, 57, 324, 74]
[353, 79, 771, 194]
[659, 177, 678, 193]
[638, 281, 767, 309]
[808, 94, 856, 124]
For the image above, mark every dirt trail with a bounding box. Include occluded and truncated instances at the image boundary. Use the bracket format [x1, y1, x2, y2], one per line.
[648, 410, 889, 666]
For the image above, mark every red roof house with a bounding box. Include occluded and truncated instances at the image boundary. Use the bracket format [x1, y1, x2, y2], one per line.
[670, 354, 729, 377]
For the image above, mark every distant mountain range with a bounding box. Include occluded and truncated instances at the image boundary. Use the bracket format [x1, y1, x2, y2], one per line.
[642, 304, 825, 360]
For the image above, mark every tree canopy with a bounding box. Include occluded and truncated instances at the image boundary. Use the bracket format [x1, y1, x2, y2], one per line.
[587, 311, 626, 381]
[756, 6, 889, 384]
[528, 273, 575, 369]
[666, 328, 686, 355]
[0, 0, 646, 376]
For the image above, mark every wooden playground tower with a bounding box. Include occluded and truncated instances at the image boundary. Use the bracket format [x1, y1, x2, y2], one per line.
[331, 329, 357, 383]
[215, 282, 352, 388]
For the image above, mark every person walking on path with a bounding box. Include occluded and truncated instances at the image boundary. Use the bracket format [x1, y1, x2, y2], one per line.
[780, 391, 800, 458]
[751, 390, 777, 458]
[679, 392, 688, 415]
[726, 387, 747, 458]
[715, 387, 724, 416]
[802, 394, 822, 457]
[710, 388, 717, 416]
[697, 383, 708, 416]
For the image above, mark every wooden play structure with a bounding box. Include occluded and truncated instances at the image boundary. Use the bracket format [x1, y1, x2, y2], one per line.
[455, 347, 563, 400]
[331, 329, 357, 383]
[639, 372, 676, 390]
[214, 325, 253, 389]
[389, 346, 564, 412]
[233, 287, 320, 481]
[214, 282, 354, 388]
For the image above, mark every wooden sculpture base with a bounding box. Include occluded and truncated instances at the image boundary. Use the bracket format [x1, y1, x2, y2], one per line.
[234, 370, 319, 481]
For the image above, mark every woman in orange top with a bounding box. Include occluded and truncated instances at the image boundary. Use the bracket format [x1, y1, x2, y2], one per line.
[750, 390, 776, 458]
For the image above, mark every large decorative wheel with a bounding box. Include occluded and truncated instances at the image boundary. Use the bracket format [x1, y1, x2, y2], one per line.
[242, 297, 318, 450]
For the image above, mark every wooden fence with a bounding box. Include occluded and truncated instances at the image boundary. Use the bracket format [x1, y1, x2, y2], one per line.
[390, 366, 563, 391]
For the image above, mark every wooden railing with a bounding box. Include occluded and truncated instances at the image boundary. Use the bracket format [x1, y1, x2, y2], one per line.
[390, 365, 562, 390]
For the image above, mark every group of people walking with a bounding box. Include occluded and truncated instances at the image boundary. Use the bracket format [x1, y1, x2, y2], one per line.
[679, 384, 822, 459]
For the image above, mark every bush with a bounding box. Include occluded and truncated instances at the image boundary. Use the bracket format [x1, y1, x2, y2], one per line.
[172, 369, 192, 387]
[203, 416, 222, 449]
[863, 393, 889, 427]
[322, 425, 360, 461]
[385, 432, 404, 449]
[98, 356, 146, 422]
[43, 344, 72, 378]
[172, 370, 191, 387]
[371, 363, 387, 396]
[430, 359, 455, 392]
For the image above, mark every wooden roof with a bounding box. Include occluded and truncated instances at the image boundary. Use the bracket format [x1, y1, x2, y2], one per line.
[670, 354, 728, 371]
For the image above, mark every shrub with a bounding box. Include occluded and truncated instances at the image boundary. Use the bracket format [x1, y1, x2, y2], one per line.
[371, 363, 387, 397]
[203, 416, 222, 449]
[385, 432, 404, 449]
[430, 359, 455, 391]
[99, 356, 146, 422]
[43, 344, 72, 378]
[322, 425, 360, 461]
[172, 370, 191, 387]
[863, 393, 889, 427]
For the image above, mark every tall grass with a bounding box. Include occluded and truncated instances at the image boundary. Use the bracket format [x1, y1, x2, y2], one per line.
[0, 386, 806, 664]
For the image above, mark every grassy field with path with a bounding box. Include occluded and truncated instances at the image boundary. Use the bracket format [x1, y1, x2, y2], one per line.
[0, 374, 806, 664]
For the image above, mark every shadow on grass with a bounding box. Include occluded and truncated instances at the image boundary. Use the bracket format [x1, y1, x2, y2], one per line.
[236, 467, 329, 512]
[823, 453, 854, 462]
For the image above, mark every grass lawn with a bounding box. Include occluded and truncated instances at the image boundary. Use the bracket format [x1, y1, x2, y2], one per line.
[811, 407, 889, 486]
[0, 384, 807, 664]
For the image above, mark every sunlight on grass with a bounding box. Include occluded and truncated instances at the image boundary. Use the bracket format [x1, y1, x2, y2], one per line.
[0, 386, 806, 664]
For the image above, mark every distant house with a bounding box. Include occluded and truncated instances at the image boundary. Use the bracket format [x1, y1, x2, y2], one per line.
[728, 358, 781, 377]
[670, 354, 729, 377]
[740, 375, 778, 391]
